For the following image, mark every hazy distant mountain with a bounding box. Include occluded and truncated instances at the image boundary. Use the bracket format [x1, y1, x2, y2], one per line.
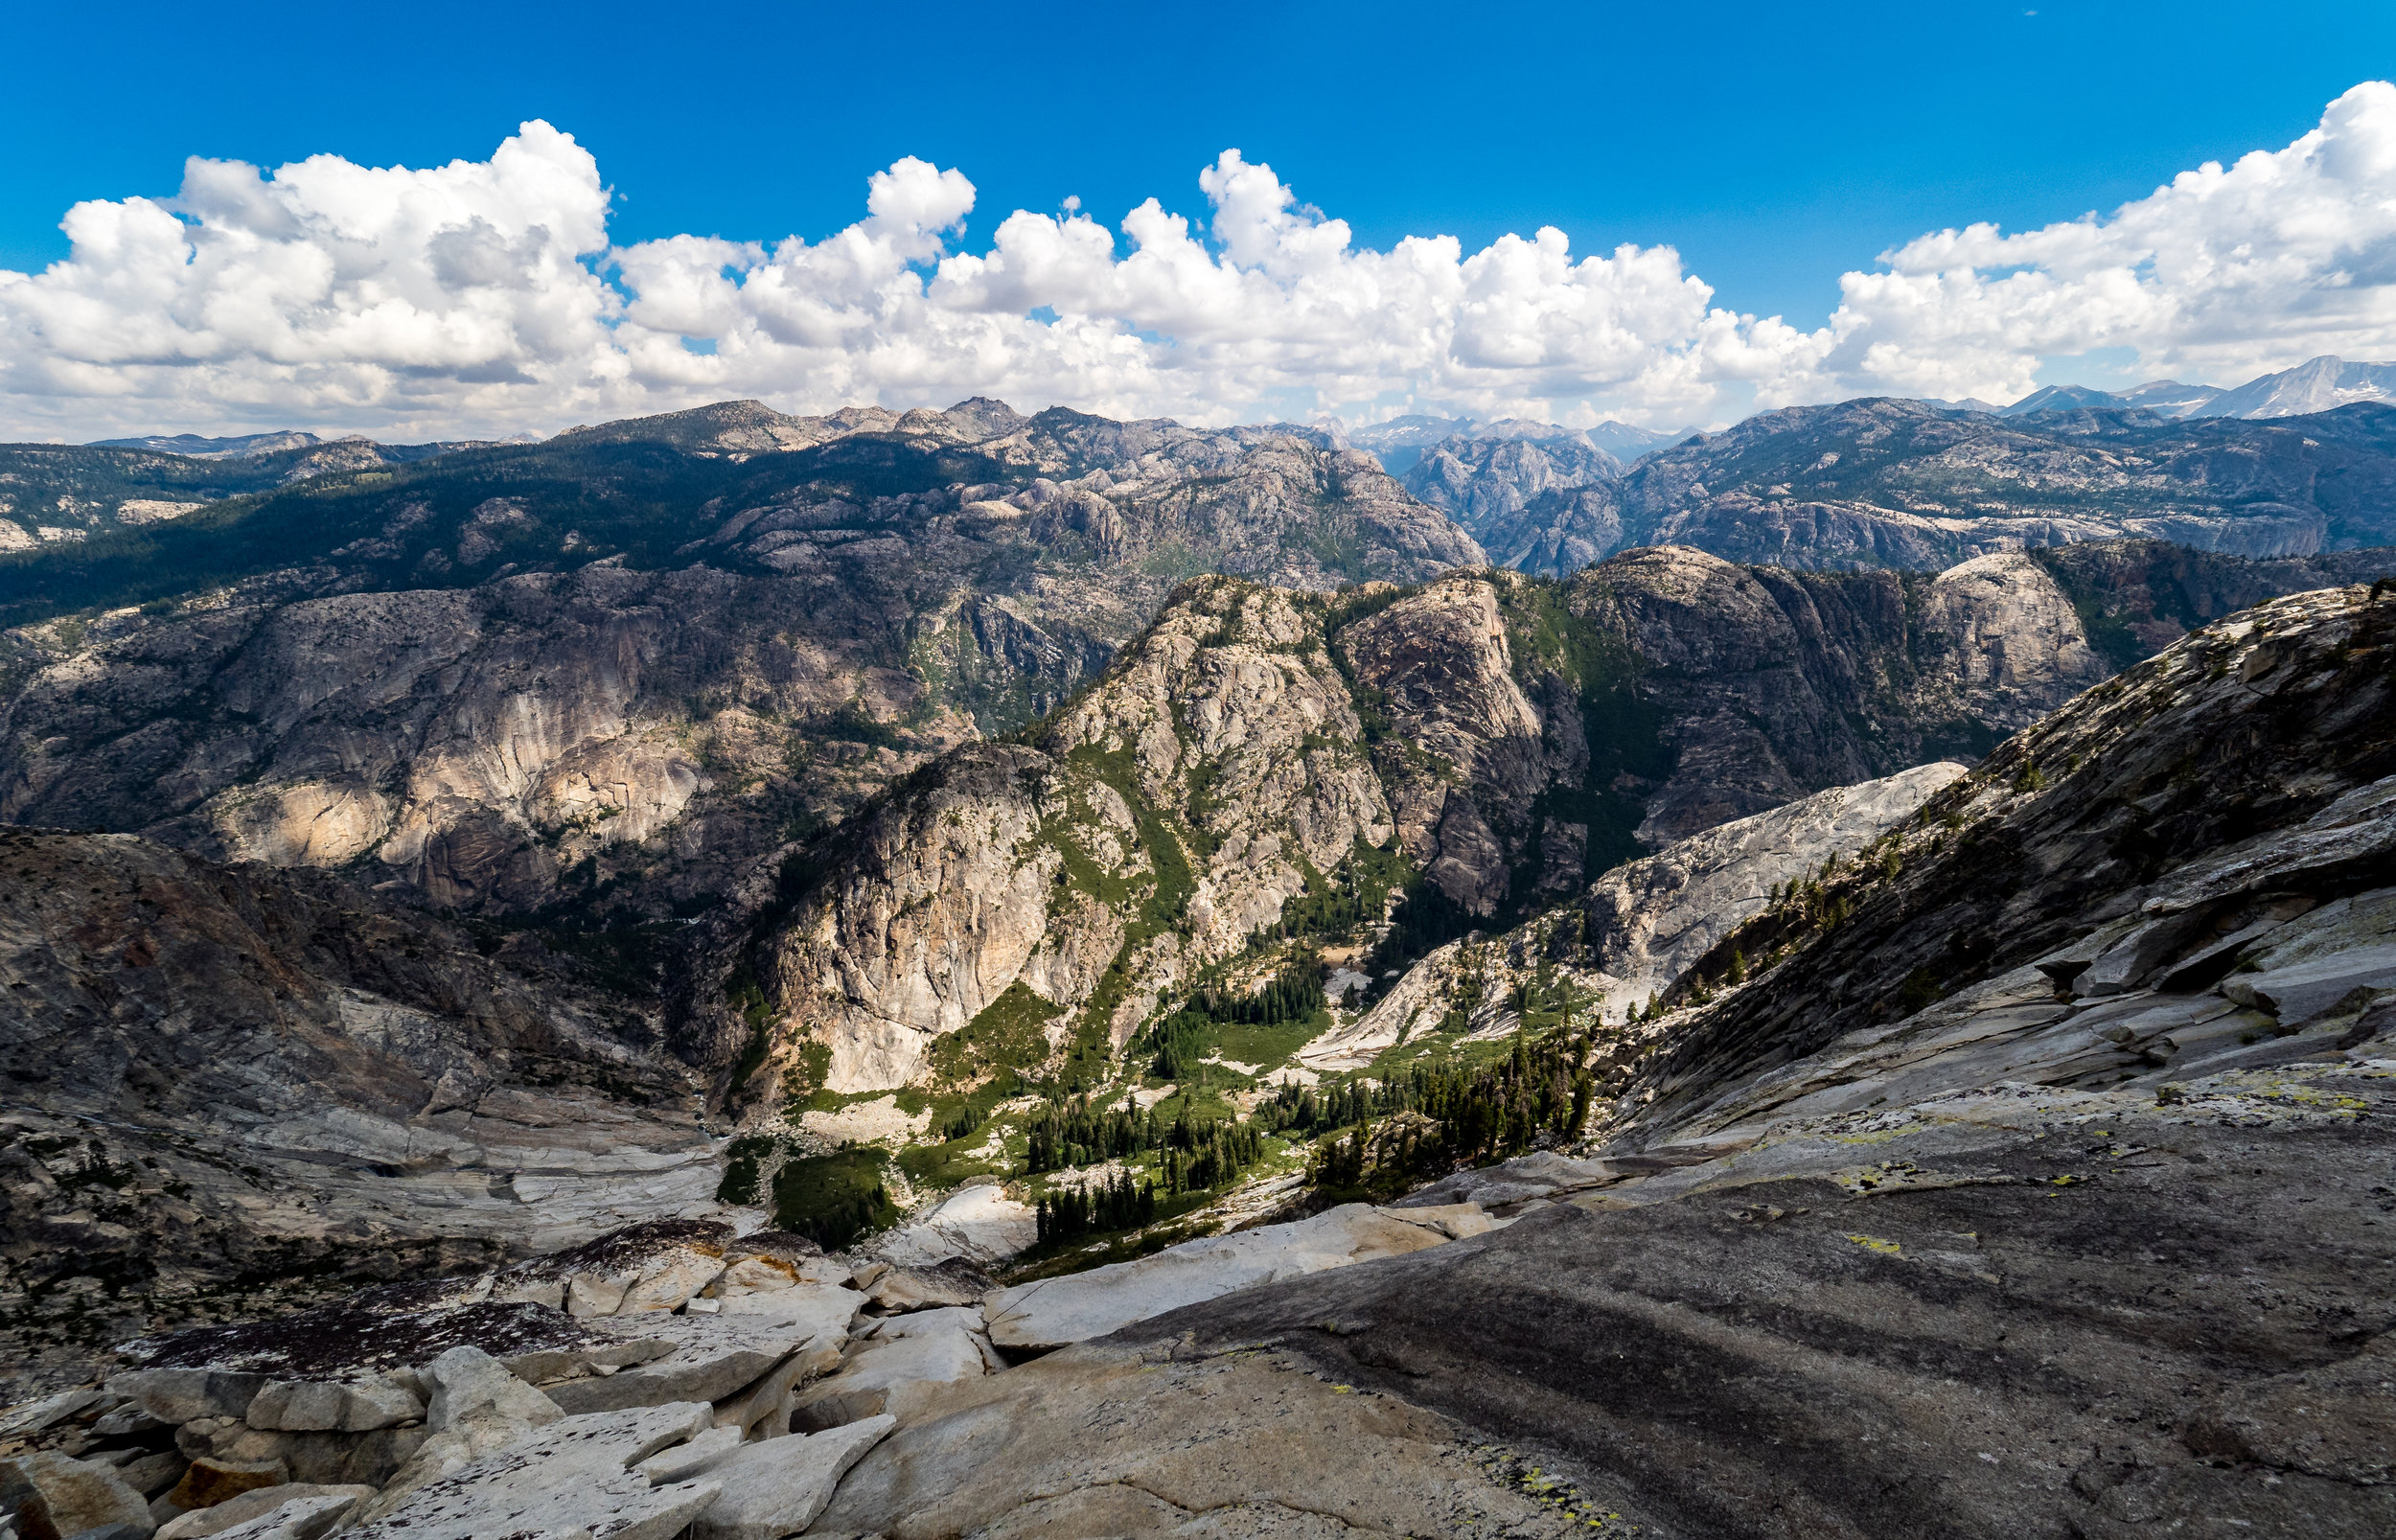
[1343, 413, 1681, 473]
[1, 434, 498, 546]
[2000, 356, 2396, 421]
[1399, 435, 1626, 573]
[1469, 395, 2396, 575]
[2115, 378, 2228, 415]
[1997, 383, 2141, 416]
[91, 429, 336, 458]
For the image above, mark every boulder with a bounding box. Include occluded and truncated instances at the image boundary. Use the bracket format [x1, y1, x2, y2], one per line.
[501, 1220, 735, 1319]
[715, 1232, 844, 1289]
[348, 1402, 722, 1540]
[422, 1346, 560, 1435]
[711, 1281, 863, 1337]
[153, 1484, 371, 1540]
[547, 1293, 858, 1415]
[710, 1342, 844, 1442]
[863, 1259, 991, 1314]
[499, 1332, 675, 1387]
[0, 1389, 115, 1439]
[0, 1450, 156, 1539]
[981, 1204, 1453, 1352]
[361, 1346, 561, 1511]
[710, 1256, 800, 1299]
[170, 1419, 425, 1490]
[1394, 1151, 1620, 1209]
[166, 1457, 285, 1511]
[631, 1423, 744, 1483]
[870, 1184, 1037, 1269]
[2221, 944, 2396, 1024]
[112, 1450, 188, 1499]
[691, 1414, 895, 1540]
[242, 1376, 423, 1433]
[795, 1309, 997, 1431]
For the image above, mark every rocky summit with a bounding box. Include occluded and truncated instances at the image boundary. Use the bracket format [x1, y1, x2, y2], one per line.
[4, 397, 2396, 1539]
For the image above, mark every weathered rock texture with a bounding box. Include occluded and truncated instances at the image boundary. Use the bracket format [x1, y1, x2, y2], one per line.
[812, 1339, 1601, 1540]
[1401, 434, 1625, 575]
[1624, 580, 2396, 1136]
[793, 581, 2396, 1540]
[980, 1202, 1457, 1352]
[1161, 1057, 2396, 1540]
[1302, 762, 1968, 1070]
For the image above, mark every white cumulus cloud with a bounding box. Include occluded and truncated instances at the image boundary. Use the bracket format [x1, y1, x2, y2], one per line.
[5, 83, 2396, 440]
[1818, 80, 2396, 403]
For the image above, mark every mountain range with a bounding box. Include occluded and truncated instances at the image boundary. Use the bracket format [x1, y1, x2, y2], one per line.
[3, 386, 2394, 1538]
[2000, 355, 2396, 421]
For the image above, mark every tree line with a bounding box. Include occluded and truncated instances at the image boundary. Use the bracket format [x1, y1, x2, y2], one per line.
[1261, 1027, 1597, 1186]
[1022, 1094, 1267, 1193]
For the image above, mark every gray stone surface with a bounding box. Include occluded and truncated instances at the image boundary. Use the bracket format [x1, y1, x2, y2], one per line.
[200, 1493, 363, 1540]
[691, 1414, 894, 1540]
[154, 1484, 371, 1540]
[543, 1307, 840, 1415]
[630, 1423, 743, 1484]
[243, 1376, 422, 1433]
[812, 1349, 1582, 1540]
[795, 1309, 995, 1431]
[868, 1184, 1038, 1269]
[1576, 761, 1966, 1017]
[350, 1401, 720, 1540]
[106, 1371, 267, 1427]
[362, 1346, 561, 1512]
[0, 1448, 156, 1539]
[981, 1204, 1451, 1352]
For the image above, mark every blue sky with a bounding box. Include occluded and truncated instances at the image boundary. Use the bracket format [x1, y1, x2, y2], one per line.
[5, 0, 2388, 329]
[4, 1, 2395, 438]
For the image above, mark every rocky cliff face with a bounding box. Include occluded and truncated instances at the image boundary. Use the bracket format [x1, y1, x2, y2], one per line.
[736, 579, 1395, 1099]
[0, 829, 725, 1402]
[1562, 545, 2109, 844]
[1617, 577, 2396, 1139]
[1342, 577, 1555, 914]
[714, 542, 2188, 1104]
[1133, 583, 2393, 1539]
[1574, 761, 1968, 1018]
